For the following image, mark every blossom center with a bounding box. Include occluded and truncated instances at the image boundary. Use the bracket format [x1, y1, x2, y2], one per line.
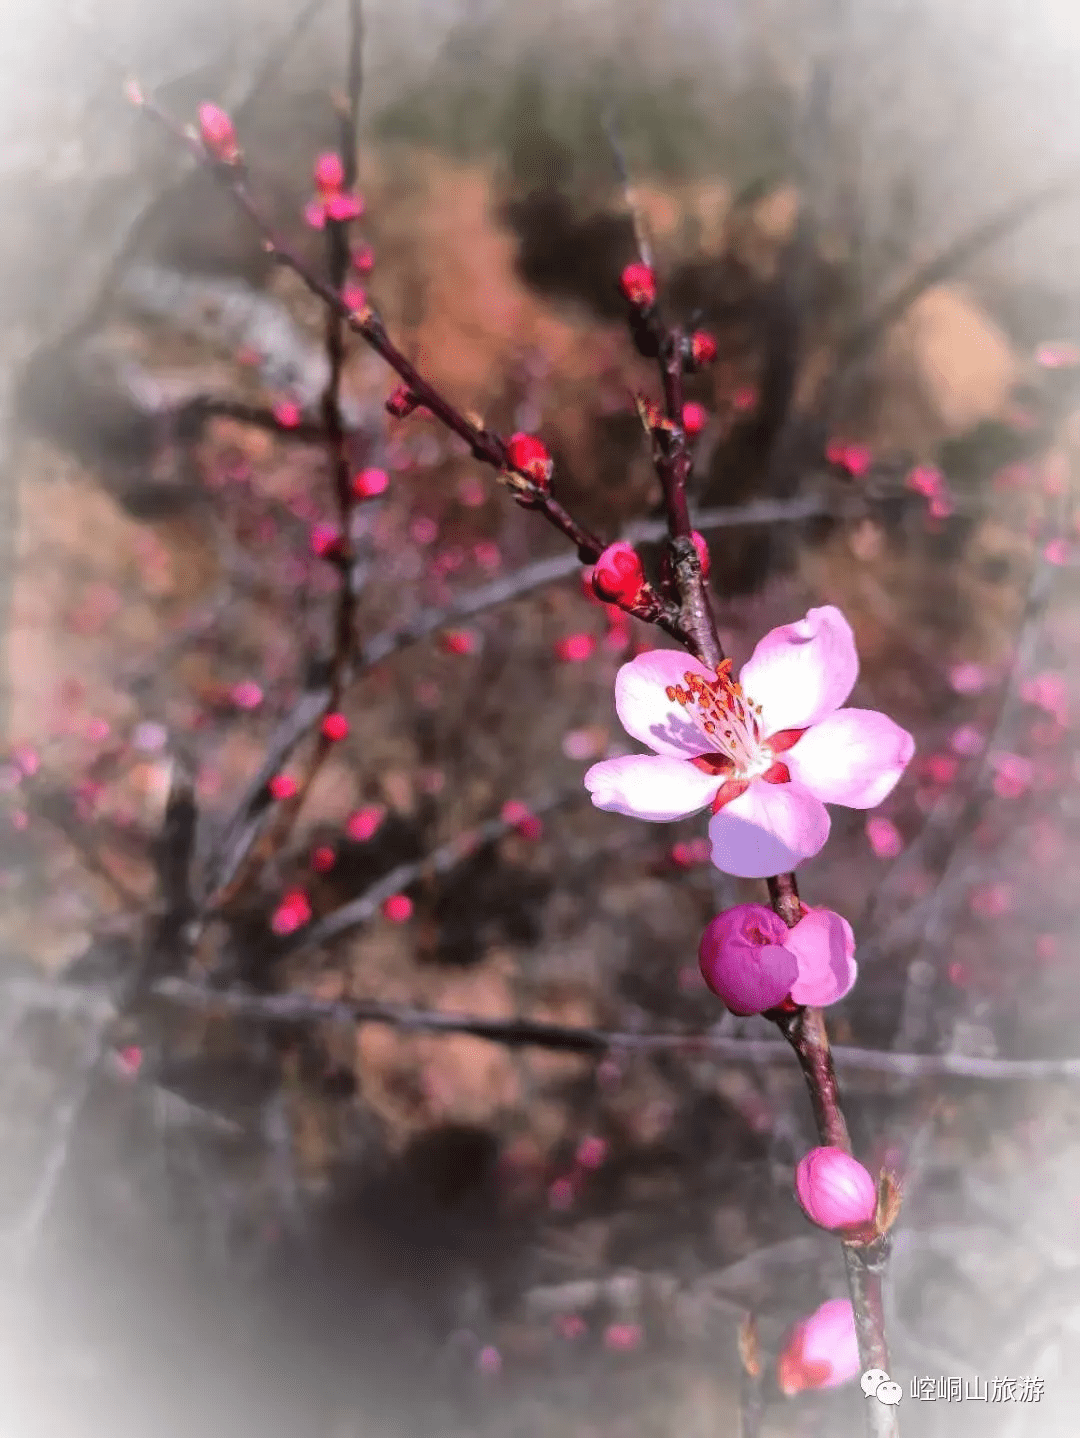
[666, 661, 773, 779]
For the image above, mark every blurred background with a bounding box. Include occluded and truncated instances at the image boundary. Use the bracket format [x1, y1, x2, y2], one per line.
[3, 1, 1080, 1434]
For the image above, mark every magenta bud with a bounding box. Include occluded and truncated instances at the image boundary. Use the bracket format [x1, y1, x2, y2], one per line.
[795, 1146, 877, 1231]
[698, 904, 798, 1015]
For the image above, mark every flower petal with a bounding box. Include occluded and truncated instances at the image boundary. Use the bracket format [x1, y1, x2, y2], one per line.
[739, 606, 859, 734]
[614, 650, 717, 757]
[786, 908, 857, 1007]
[785, 708, 915, 809]
[584, 754, 719, 821]
[708, 780, 830, 878]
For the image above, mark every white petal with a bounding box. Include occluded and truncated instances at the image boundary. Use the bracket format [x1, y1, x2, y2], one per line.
[708, 780, 830, 878]
[614, 650, 717, 757]
[785, 709, 915, 809]
[739, 605, 859, 734]
[584, 754, 719, 821]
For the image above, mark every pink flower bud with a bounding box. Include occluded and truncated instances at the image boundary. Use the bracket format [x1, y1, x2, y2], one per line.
[268, 773, 298, 801]
[574, 1135, 608, 1170]
[198, 102, 239, 163]
[272, 398, 302, 429]
[345, 805, 385, 842]
[352, 466, 389, 499]
[795, 1147, 877, 1231]
[382, 893, 413, 923]
[310, 522, 343, 558]
[506, 432, 553, 488]
[313, 151, 345, 193]
[681, 402, 707, 436]
[442, 629, 479, 656]
[690, 330, 718, 365]
[321, 712, 349, 742]
[691, 531, 710, 578]
[386, 386, 419, 418]
[555, 633, 596, 663]
[326, 191, 364, 222]
[603, 1323, 643, 1353]
[865, 815, 903, 859]
[591, 542, 646, 608]
[271, 888, 312, 936]
[342, 282, 366, 311]
[776, 1298, 860, 1395]
[619, 261, 656, 308]
[698, 904, 798, 1014]
[352, 243, 375, 273]
[699, 904, 857, 1014]
[311, 845, 337, 873]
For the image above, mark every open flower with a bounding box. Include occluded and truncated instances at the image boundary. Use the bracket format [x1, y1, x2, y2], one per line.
[698, 903, 856, 1013]
[583, 607, 914, 878]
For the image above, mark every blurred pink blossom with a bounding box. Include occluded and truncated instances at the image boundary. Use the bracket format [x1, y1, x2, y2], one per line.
[776, 1298, 860, 1395]
[865, 816, 903, 859]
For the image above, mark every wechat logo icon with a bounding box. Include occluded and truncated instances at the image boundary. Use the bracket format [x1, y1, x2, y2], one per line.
[861, 1370, 903, 1407]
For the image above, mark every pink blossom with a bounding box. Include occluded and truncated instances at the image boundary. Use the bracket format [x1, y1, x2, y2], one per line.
[698, 903, 856, 1014]
[1020, 671, 1069, 724]
[795, 1147, 877, 1231]
[325, 191, 363, 222]
[548, 1175, 576, 1210]
[776, 1298, 860, 1395]
[382, 894, 413, 923]
[948, 661, 991, 694]
[321, 712, 349, 742]
[346, 805, 386, 842]
[865, 816, 903, 859]
[304, 199, 327, 229]
[272, 398, 302, 428]
[555, 1314, 587, 1340]
[501, 800, 542, 839]
[313, 151, 345, 192]
[556, 633, 596, 663]
[352, 466, 389, 499]
[950, 723, 985, 756]
[682, 402, 708, 435]
[603, 1323, 643, 1353]
[1044, 537, 1070, 565]
[990, 752, 1033, 798]
[311, 845, 337, 873]
[1036, 340, 1080, 368]
[826, 440, 872, 477]
[583, 607, 914, 877]
[906, 464, 943, 497]
[574, 1135, 608, 1170]
[476, 1345, 502, 1377]
[272, 889, 312, 936]
[198, 102, 239, 163]
[925, 752, 959, 786]
[969, 882, 1012, 917]
[410, 515, 438, 545]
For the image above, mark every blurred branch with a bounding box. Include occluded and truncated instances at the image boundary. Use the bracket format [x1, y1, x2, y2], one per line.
[137, 978, 1080, 1081]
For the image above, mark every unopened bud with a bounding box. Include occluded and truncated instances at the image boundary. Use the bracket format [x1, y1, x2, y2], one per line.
[198, 102, 240, 164]
[505, 432, 553, 489]
[591, 542, 646, 609]
[795, 1147, 878, 1232]
[620, 261, 657, 309]
[690, 330, 718, 366]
